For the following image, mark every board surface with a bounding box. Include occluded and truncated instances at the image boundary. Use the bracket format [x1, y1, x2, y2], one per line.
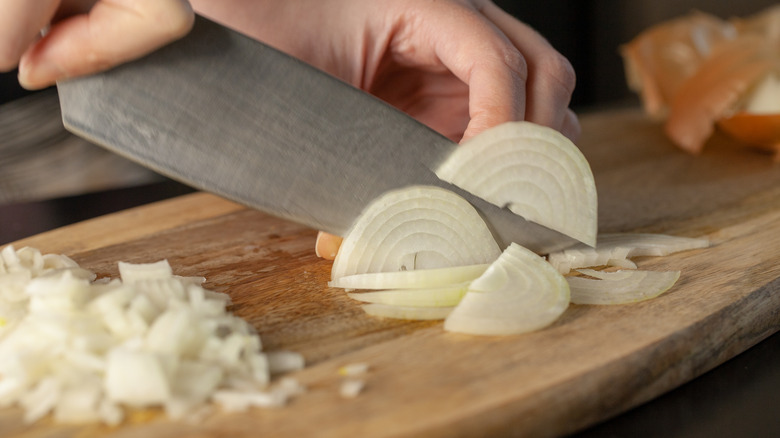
[3, 108, 780, 437]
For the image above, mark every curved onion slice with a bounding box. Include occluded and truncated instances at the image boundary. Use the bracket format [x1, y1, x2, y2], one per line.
[435, 121, 597, 247]
[444, 243, 569, 336]
[361, 304, 454, 320]
[330, 186, 501, 282]
[568, 269, 681, 305]
[548, 233, 709, 274]
[329, 264, 488, 290]
[347, 283, 469, 307]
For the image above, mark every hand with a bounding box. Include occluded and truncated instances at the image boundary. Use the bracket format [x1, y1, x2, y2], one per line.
[192, 0, 580, 259]
[0, 0, 194, 90]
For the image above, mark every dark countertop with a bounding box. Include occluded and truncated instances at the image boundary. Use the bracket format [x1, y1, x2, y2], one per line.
[1, 179, 778, 437]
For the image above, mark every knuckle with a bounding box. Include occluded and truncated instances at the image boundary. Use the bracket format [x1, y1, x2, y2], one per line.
[537, 51, 577, 95]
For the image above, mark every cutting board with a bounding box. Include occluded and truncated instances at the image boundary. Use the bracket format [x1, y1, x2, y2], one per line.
[3, 108, 780, 437]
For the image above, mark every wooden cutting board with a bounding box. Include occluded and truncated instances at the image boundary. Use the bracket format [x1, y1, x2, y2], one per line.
[4, 108, 780, 437]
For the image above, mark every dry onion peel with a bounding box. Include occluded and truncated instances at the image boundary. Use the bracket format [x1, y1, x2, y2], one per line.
[331, 186, 501, 282]
[568, 269, 681, 305]
[347, 282, 469, 308]
[444, 243, 569, 336]
[435, 122, 598, 247]
[329, 263, 488, 290]
[548, 233, 709, 274]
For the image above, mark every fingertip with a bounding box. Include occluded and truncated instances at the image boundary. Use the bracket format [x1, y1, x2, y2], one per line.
[315, 231, 343, 260]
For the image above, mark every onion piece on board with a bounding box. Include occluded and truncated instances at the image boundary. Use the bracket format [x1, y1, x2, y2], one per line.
[568, 269, 681, 305]
[435, 121, 598, 247]
[444, 243, 570, 336]
[347, 282, 470, 308]
[329, 264, 488, 290]
[361, 303, 455, 320]
[548, 233, 709, 274]
[330, 186, 501, 282]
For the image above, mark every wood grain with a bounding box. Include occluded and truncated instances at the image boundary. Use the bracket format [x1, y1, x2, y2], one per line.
[3, 108, 780, 437]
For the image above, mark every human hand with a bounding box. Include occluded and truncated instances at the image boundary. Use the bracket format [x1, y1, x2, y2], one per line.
[0, 0, 194, 90]
[193, 0, 580, 259]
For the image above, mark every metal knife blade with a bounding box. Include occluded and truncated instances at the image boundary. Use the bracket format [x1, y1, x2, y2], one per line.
[56, 15, 577, 254]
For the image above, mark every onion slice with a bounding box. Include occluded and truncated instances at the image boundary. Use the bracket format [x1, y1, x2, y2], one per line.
[435, 121, 598, 247]
[331, 186, 501, 282]
[568, 269, 681, 305]
[347, 283, 469, 308]
[361, 304, 454, 320]
[329, 264, 488, 290]
[548, 233, 709, 274]
[444, 243, 570, 336]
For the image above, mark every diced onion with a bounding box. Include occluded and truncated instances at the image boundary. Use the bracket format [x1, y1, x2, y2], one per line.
[548, 233, 709, 274]
[444, 243, 569, 336]
[339, 379, 366, 399]
[568, 269, 681, 304]
[0, 245, 304, 425]
[435, 121, 598, 247]
[331, 186, 501, 282]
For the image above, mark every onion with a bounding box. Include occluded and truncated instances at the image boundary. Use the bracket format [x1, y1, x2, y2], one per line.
[548, 233, 709, 274]
[329, 264, 488, 290]
[568, 269, 681, 305]
[0, 245, 305, 425]
[360, 304, 455, 320]
[443, 243, 569, 336]
[330, 186, 501, 282]
[435, 121, 598, 247]
[347, 283, 470, 307]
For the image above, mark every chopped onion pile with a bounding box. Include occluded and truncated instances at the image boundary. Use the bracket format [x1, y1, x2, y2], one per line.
[435, 121, 598, 247]
[444, 243, 569, 336]
[568, 269, 681, 305]
[0, 245, 304, 425]
[548, 233, 709, 274]
[330, 186, 501, 282]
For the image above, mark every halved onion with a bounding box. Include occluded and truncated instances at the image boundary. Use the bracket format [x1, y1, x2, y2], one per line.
[361, 304, 454, 320]
[347, 282, 469, 307]
[435, 121, 597, 247]
[568, 269, 681, 305]
[330, 186, 501, 282]
[444, 243, 569, 336]
[548, 233, 709, 274]
[329, 264, 488, 290]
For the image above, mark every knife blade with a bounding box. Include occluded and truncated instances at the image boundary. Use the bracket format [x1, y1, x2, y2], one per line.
[56, 15, 577, 254]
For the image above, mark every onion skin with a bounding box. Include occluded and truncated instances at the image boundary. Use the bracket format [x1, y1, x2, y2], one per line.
[664, 36, 774, 153]
[717, 112, 780, 156]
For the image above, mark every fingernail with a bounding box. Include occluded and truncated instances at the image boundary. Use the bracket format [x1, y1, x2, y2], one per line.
[17, 56, 66, 90]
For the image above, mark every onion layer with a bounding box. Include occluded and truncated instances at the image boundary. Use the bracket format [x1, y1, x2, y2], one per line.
[444, 243, 570, 336]
[329, 264, 488, 290]
[568, 269, 681, 305]
[347, 283, 469, 307]
[331, 186, 501, 281]
[435, 121, 597, 247]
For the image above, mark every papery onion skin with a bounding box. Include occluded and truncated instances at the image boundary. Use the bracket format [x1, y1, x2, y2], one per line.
[717, 113, 780, 156]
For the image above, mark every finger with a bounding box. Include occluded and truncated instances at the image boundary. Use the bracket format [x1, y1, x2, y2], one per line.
[480, 2, 576, 132]
[560, 108, 581, 142]
[0, 0, 60, 71]
[18, 0, 194, 89]
[315, 231, 343, 260]
[408, 2, 527, 141]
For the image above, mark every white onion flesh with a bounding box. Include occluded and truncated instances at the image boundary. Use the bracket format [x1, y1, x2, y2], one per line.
[435, 121, 598, 247]
[347, 282, 470, 307]
[329, 264, 488, 290]
[568, 269, 681, 305]
[361, 303, 455, 320]
[548, 233, 710, 274]
[444, 243, 570, 336]
[0, 245, 304, 425]
[331, 186, 501, 282]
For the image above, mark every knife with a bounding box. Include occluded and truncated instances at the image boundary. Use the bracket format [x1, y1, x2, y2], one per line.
[56, 15, 576, 254]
